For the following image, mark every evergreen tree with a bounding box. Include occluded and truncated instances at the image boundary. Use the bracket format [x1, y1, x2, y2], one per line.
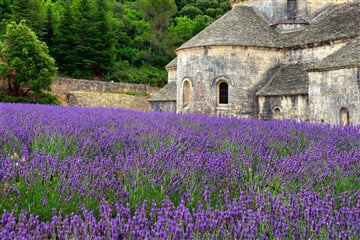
[53, 1, 79, 76]
[9, 0, 47, 40]
[0, 0, 12, 37]
[43, 0, 60, 52]
[54, 0, 116, 79]
[83, 0, 116, 77]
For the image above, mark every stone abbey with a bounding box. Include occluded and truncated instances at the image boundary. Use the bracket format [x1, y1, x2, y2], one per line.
[149, 0, 360, 125]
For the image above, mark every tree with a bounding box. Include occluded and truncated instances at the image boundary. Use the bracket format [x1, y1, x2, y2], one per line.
[0, 21, 57, 95]
[54, 0, 116, 79]
[52, 1, 78, 76]
[9, 0, 47, 39]
[169, 16, 196, 45]
[138, 0, 177, 35]
[177, 4, 203, 19]
[115, 4, 152, 67]
[0, 0, 12, 37]
[85, 0, 117, 77]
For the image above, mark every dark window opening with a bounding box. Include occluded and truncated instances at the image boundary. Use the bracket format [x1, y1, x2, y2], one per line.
[287, 0, 297, 20]
[219, 82, 228, 104]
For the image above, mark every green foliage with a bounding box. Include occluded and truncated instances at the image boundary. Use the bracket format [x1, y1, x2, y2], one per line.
[54, 0, 116, 79]
[1, 0, 230, 87]
[104, 64, 167, 87]
[177, 4, 203, 18]
[0, 172, 100, 222]
[9, 0, 47, 39]
[169, 15, 210, 46]
[125, 91, 150, 97]
[115, 4, 152, 67]
[138, 0, 177, 32]
[0, 90, 60, 105]
[0, 0, 12, 37]
[0, 21, 57, 95]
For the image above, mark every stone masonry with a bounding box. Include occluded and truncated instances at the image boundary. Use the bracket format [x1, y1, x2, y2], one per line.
[149, 0, 360, 125]
[52, 77, 159, 110]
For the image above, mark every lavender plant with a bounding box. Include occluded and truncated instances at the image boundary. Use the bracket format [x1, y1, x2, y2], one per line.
[0, 103, 359, 239]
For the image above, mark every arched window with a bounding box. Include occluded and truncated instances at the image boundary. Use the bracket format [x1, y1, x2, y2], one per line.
[218, 81, 228, 104]
[273, 106, 282, 120]
[183, 80, 190, 108]
[340, 107, 350, 125]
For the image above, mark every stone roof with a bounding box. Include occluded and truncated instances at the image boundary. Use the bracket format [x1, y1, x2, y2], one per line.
[256, 64, 309, 96]
[282, 2, 360, 47]
[148, 81, 177, 102]
[176, 5, 280, 50]
[306, 39, 360, 71]
[166, 57, 177, 69]
[176, 2, 360, 51]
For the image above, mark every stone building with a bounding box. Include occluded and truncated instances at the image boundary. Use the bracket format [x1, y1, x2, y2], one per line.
[149, 0, 360, 125]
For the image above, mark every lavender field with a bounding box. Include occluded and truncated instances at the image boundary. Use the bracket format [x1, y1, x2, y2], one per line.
[0, 103, 359, 239]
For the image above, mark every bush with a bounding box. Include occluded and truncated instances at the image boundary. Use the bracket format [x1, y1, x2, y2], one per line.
[0, 90, 60, 105]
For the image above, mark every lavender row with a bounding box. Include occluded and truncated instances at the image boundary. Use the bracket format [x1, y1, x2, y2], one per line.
[0, 103, 359, 239]
[1, 190, 359, 239]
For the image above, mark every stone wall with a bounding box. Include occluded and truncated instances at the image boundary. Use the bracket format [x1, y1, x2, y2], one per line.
[231, 0, 349, 22]
[176, 46, 283, 118]
[66, 91, 150, 110]
[51, 77, 159, 110]
[285, 41, 348, 65]
[258, 95, 310, 121]
[308, 67, 360, 124]
[1, 77, 158, 110]
[148, 101, 177, 113]
[52, 77, 158, 100]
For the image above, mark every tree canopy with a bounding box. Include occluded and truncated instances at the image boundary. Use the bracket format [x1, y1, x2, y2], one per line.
[0, 0, 230, 87]
[0, 21, 57, 95]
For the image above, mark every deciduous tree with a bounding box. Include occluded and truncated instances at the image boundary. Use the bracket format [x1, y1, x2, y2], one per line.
[0, 21, 57, 95]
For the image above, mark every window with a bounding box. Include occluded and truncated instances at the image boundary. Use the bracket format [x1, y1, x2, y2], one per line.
[273, 106, 282, 120]
[287, 0, 296, 20]
[218, 82, 228, 104]
[183, 80, 190, 108]
[340, 107, 350, 125]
